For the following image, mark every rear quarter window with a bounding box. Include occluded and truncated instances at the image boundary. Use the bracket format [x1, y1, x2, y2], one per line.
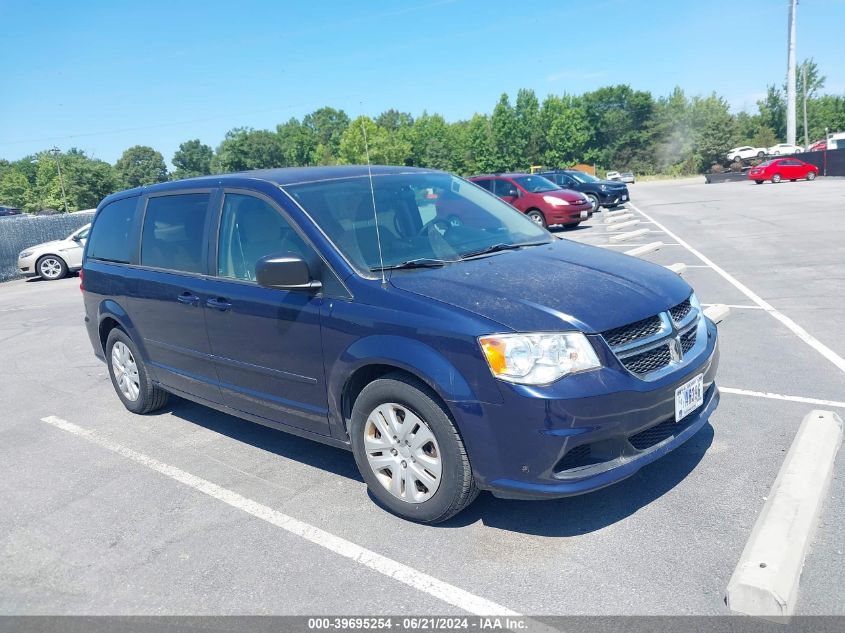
[87, 197, 138, 263]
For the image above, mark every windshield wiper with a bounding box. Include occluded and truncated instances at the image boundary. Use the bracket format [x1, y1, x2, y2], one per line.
[371, 258, 451, 271]
[460, 242, 548, 260]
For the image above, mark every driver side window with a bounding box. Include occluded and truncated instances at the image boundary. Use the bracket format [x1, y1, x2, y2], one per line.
[217, 193, 310, 282]
[493, 179, 518, 198]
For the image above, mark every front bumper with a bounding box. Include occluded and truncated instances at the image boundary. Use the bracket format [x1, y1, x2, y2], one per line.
[18, 255, 37, 277]
[547, 202, 593, 225]
[453, 318, 720, 499]
[598, 189, 630, 206]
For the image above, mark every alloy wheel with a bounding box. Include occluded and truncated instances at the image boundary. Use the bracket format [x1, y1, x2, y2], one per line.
[111, 341, 140, 401]
[39, 257, 63, 279]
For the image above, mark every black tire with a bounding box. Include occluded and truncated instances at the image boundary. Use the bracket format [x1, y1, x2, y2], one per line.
[757, 151, 765, 158]
[105, 328, 169, 414]
[772, 174, 782, 183]
[349, 373, 478, 523]
[526, 209, 547, 228]
[807, 171, 816, 181]
[36, 255, 68, 280]
[754, 180, 764, 184]
[732, 156, 742, 164]
[585, 193, 600, 213]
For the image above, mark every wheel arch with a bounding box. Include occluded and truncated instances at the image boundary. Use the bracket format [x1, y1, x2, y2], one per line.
[96, 300, 151, 362]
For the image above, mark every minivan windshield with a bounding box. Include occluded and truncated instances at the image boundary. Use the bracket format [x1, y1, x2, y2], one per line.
[285, 173, 552, 273]
[511, 175, 559, 193]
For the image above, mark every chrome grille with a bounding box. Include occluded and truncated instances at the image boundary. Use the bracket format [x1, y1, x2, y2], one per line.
[669, 298, 692, 323]
[600, 294, 702, 379]
[620, 344, 672, 375]
[680, 327, 697, 353]
[601, 315, 663, 348]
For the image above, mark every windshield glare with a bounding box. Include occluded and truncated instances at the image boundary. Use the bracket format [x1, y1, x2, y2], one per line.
[570, 172, 599, 183]
[285, 173, 552, 273]
[512, 175, 559, 193]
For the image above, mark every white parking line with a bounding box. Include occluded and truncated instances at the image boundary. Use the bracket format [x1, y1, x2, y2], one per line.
[720, 387, 845, 410]
[38, 415, 520, 617]
[627, 201, 845, 376]
[702, 303, 767, 310]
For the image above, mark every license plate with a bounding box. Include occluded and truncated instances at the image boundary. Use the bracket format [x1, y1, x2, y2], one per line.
[675, 374, 704, 422]
[622, 195, 628, 201]
[580, 210, 588, 219]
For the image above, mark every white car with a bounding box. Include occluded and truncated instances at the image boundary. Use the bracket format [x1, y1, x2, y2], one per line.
[18, 223, 90, 280]
[726, 146, 766, 162]
[605, 171, 621, 181]
[767, 143, 803, 155]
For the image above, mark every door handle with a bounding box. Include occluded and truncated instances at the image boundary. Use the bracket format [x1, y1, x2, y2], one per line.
[177, 292, 200, 306]
[206, 297, 232, 311]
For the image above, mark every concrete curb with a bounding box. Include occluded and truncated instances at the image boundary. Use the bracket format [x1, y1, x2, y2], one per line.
[703, 304, 730, 324]
[603, 209, 629, 218]
[606, 219, 640, 232]
[609, 228, 650, 243]
[665, 263, 687, 275]
[726, 410, 843, 619]
[605, 213, 634, 224]
[624, 242, 662, 257]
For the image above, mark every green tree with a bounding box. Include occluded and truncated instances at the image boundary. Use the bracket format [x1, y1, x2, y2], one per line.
[539, 95, 591, 167]
[582, 85, 657, 172]
[411, 112, 453, 170]
[338, 116, 411, 165]
[375, 109, 414, 132]
[0, 168, 36, 211]
[461, 114, 497, 174]
[491, 94, 520, 171]
[757, 86, 786, 141]
[172, 139, 213, 180]
[115, 145, 168, 188]
[690, 94, 737, 171]
[302, 107, 350, 164]
[213, 128, 285, 173]
[514, 88, 542, 166]
[276, 118, 314, 166]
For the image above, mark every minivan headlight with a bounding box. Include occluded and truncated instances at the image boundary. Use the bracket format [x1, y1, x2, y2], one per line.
[543, 196, 569, 207]
[479, 332, 601, 385]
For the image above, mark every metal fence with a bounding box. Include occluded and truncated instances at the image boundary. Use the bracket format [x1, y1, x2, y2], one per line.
[0, 212, 95, 282]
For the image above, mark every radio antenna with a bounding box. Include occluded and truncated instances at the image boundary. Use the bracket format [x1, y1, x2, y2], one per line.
[361, 120, 387, 286]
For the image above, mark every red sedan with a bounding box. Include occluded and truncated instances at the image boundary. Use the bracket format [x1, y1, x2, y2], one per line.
[748, 158, 819, 184]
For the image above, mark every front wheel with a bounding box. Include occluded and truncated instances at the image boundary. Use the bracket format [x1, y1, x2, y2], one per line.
[586, 194, 600, 213]
[754, 180, 764, 184]
[807, 171, 816, 181]
[350, 374, 478, 523]
[526, 209, 547, 228]
[772, 174, 782, 183]
[757, 151, 765, 158]
[37, 255, 67, 280]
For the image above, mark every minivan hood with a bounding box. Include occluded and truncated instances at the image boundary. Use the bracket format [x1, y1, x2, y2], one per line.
[389, 239, 690, 333]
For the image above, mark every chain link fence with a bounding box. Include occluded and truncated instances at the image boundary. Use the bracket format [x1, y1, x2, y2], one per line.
[0, 211, 95, 282]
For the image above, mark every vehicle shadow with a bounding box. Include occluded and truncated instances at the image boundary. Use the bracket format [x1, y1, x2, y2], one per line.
[441, 423, 714, 536]
[163, 397, 364, 483]
[163, 397, 712, 537]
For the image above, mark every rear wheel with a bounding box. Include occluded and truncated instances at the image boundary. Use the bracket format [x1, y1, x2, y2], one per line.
[772, 174, 782, 183]
[37, 255, 67, 280]
[526, 209, 547, 228]
[807, 171, 816, 181]
[106, 328, 169, 414]
[350, 374, 478, 523]
[757, 151, 765, 158]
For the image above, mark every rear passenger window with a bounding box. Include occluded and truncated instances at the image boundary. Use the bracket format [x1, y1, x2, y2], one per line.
[140, 193, 210, 274]
[87, 197, 137, 263]
[217, 193, 310, 282]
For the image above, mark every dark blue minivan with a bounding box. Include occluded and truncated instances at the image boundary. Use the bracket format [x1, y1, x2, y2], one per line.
[82, 166, 720, 522]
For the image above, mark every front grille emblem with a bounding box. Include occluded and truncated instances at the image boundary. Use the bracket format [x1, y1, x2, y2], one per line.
[669, 337, 683, 363]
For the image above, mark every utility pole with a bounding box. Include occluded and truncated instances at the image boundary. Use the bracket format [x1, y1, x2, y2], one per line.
[802, 62, 809, 148]
[49, 147, 69, 213]
[786, 0, 797, 146]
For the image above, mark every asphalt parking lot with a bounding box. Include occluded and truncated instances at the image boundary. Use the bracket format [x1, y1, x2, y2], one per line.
[1, 176, 843, 617]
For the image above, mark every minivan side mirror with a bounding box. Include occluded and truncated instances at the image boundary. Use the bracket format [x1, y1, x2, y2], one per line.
[255, 254, 322, 292]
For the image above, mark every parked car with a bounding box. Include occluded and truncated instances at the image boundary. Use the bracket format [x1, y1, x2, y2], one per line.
[605, 171, 621, 181]
[82, 166, 721, 522]
[748, 158, 819, 184]
[620, 172, 636, 184]
[0, 205, 22, 217]
[18, 223, 90, 280]
[766, 143, 803, 155]
[540, 169, 630, 213]
[726, 146, 766, 162]
[467, 173, 593, 228]
[807, 140, 827, 152]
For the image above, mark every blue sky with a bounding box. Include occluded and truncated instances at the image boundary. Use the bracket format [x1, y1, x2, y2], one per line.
[2, 0, 844, 166]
